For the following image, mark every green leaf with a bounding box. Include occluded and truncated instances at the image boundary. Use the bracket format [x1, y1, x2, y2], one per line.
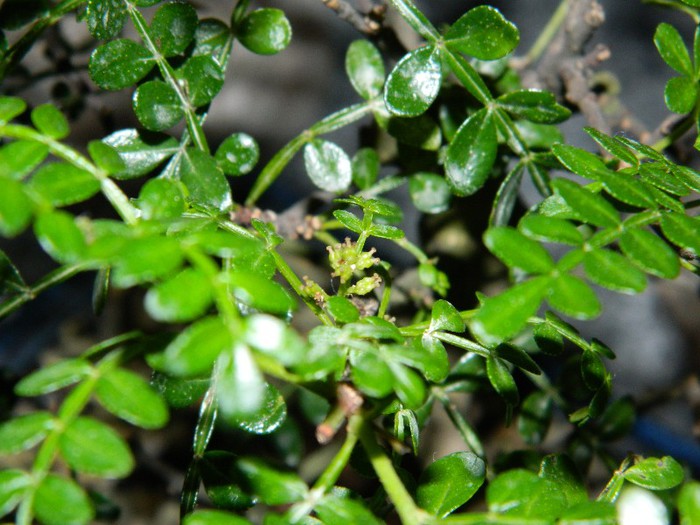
[95, 368, 169, 429]
[227, 271, 295, 314]
[615, 135, 666, 162]
[487, 354, 519, 406]
[89, 39, 155, 90]
[145, 267, 213, 323]
[445, 109, 497, 196]
[111, 235, 183, 286]
[193, 19, 230, 61]
[315, 494, 383, 525]
[471, 277, 550, 345]
[34, 210, 87, 263]
[369, 222, 404, 240]
[665, 76, 698, 114]
[679, 481, 700, 525]
[85, 0, 126, 40]
[34, 474, 94, 525]
[237, 8, 292, 55]
[216, 343, 265, 418]
[304, 139, 352, 193]
[430, 299, 465, 333]
[519, 214, 583, 245]
[351, 148, 380, 190]
[654, 22, 693, 76]
[224, 380, 287, 435]
[660, 212, 700, 254]
[494, 343, 541, 375]
[444, 6, 519, 60]
[28, 162, 100, 206]
[0, 140, 49, 180]
[0, 249, 26, 295]
[345, 39, 385, 100]
[332, 209, 362, 233]
[103, 128, 179, 179]
[584, 127, 639, 167]
[162, 316, 232, 377]
[15, 359, 92, 396]
[326, 296, 360, 324]
[0, 412, 53, 454]
[178, 55, 225, 107]
[59, 416, 134, 478]
[484, 226, 554, 274]
[674, 165, 700, 193]
[409, 172, 451, 214]
[598, 169, 657, 208]
[137, 177, 186, 220]
[624, 456, 684, 490]
[244, 314, 306, 367]
[487, 469, 567, 520]
[87, 140, 126, 175]
[390, 362, 426, 409]
[178, 147, 233, 210]
[387, 113, 442, 150]
[539, 454, 587, 506]
[583, 248, 647, 294]
[640, 162, 692, 196]
[236, 457, 308, 505]
[384, 45, 442, 117]
[552, 143, 610, 182]
[497, 90, 570, 124]
[0, 469, 31, 516]
[151, 373, 209, 408]
[183, 510, 252, 525]
[150, 1, 198, 56]
[0, 177, 32, 237]
[350, 350, 394, 398]
[580, 351, 606, 390]
[548, 273, 601, 319]
[559, 501, 617, 524]
[0, 96, 27, 124]
[416, 336, 450, 382]
[133, 80, 184, 131]
[416, 452, 485, 517]
[533, 322, 564, 356]
[30, 103, 69, 139]
[215, 133, 259, 176]
[518, 391, 552, 445]
[552, 178, 620, 228]
[619, 227, 679, 278]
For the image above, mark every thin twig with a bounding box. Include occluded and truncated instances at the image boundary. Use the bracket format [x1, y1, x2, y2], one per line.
[320, 0, 384, 36]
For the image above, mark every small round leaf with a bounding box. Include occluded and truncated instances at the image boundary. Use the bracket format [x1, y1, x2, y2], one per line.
[95, 368, 169, 429]
[665, 76, 698, 114]
[0, 412, 53, 454]
[179, 55, 225, 107]
[384, 45, 442, 117]
[137, 177, 186, 220]
[28, 162, 100, 207]
[145, 267, 213, 323]
[133, 80, 184, 131]
[89, 39, 155, 91]
[445, 6, 520, 60]
[304, 139, 352, 193]
[34, 474, 94, 525]
[238, 8, 292, 55]
[150, 1, 198, 57]
[345, 39, 385, 100]
[0, 177, 32, 237]
[409, 172, 451, 214]
[30, 103, 69, 139]
[215, 133, 260, 176]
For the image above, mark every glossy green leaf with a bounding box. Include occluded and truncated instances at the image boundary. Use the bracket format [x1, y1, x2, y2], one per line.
[236, 457, 307, 505]
[178, 147, 232, 210]
[660, 212, 700, 254]
[416, 452, 485, 517]
[215, 133, 259, 176]
[237, 8, 292, 55]
[533, 322, 564, 356]
[225, 382, 286, 435]
[674, 165, 700, 193]
[665, 76, 698, 114]
[244, 314, 306, 367]
[518, 391, 552, 445]
[193, 19, 230, 60]
[487, 355, 519, 406]
[640, 162, 691, 196]
[30, 103, 69, 139]
[184, 510, 251, 525]
[345, 39, 385, 100]
[85, 0, 126, 40]
[552, 143, 609, 181]
[445, 109, 497, 196]
[619, 227, 679, 278]
[316, 494, 382, 525]
[390, 362, 426, 409]
[497, 90, 570, 124]
[548, 273, 601, 319]
[89, 39, 155, 90]
[227, 271, 295, 314]
[15, 359, 92, 396]
[350, 350, 394, 398]
[198, 451, 255, 511]
[598, 169, 657, 208]
[615, 135, 666, 162]
[162, 317, 232, 377]
[484, 226, 554, 274]
[584, 127, 639, 167]
[539, 454, 587, 506]
[679, 481, 700, 525]
[111, 235, 183, 286]
[150, 1, 197, 56]
[34, 210, 87, 263]
[552, 178, 620, 228]
[519, 214, 583, 245]
[304, 139, 352, 193]
[351, 148, 379, 190]
[95, 368, 169, 429]
[0, 140, 48, 180]
[0, 469, 30, 516]
[580, 350, 606, 390]
[133, 80, 183, 131]
[471, 277, 550, 345]
[487, 469, 567, 519]
[654, 22, 693, 76]
[34, 474, 94, 525]
[179, 55, 225, 107]
[624, 456, 684, 490]
[409, 172, 451, 214]
[59, 416, 134, 478]
[0, 412, 53, 454]
[151, 373, 209, 408]
[494, 343, 541, 375]
[326, 296, 360, 324]
[0, 177, 32, 237]
[28, 162, 100, 207]
[216, 344, 265, 418]
[387, 113, 442, 150]
[0, 96, 27, 124]
[137, 177, 186, 220]
[145, 267, 213, 323]
[87, 140, 125, 175]
[583, 248, 647, 294]
[430, 299, 465, 333]
[444, 6, 519, 60]
[103, 128, 179, 179]
[384, 45, 442, 117]
[418, 336, 450, 382]
[369, 222, 404, 240]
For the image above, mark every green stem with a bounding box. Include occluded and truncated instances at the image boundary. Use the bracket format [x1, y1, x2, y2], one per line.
[442, 50, 493, 106]
[246, 101, 374, 205]
[126, 2, 209, 153]
[433, 332, 491, 358]
[399, 309, 476, 336]
[434, 389, 484, 457]
[651, 111, 698, 152]
[386, 0, 441, 42]
[393, 237, 429, 264]
[597, 456, 632, 503]
[443, 514, 551, 525]
[359, 420, 430, 525]
[521, 0, 569, 65]
[0, 124, 140, 224]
